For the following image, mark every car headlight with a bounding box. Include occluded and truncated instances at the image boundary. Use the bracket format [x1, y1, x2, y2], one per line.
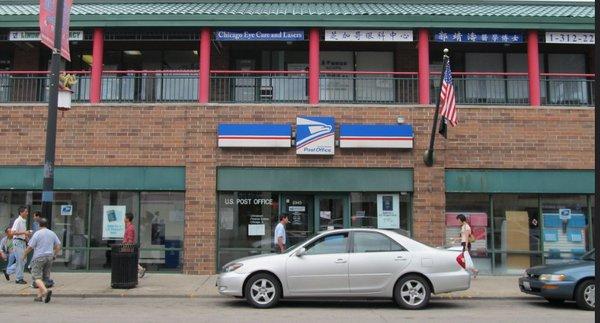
[222, 263, 243, 273]
[539, 274, 567, 281]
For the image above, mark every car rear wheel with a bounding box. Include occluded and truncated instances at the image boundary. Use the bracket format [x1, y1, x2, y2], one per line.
[244, 273, 281, 308]
[575, 280, 595, 311]
[394, 275, 431, 310]
[544, 298, 565, 306]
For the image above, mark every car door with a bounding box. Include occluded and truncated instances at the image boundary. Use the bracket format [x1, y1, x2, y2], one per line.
[349, 231, 411, 294]
[286, 232, 350, 295]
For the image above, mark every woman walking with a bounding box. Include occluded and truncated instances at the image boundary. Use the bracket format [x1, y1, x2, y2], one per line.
[456, 214, 479, 278]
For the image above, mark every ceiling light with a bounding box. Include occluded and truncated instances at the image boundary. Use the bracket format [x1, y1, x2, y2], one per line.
[124, 50, 142, 56]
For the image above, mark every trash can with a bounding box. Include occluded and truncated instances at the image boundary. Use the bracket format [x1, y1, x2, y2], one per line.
[111, 244, 139, 289]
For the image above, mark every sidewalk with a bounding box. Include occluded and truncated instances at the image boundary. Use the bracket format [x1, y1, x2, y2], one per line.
[0, 273, 531, 299]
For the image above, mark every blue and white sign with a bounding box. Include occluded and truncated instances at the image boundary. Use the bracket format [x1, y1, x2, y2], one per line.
[218, 124, 291, 148]
[60, 205, 73, 216]
[434, 30, 523, 43]
[339, 124, 414, 149]
[215, 29, 304, 41]
[296, 116, 335, 155]
[559, 209, 572, 220]
[102, 205, 126, 240]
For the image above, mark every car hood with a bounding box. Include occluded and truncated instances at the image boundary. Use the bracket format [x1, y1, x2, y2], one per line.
[527, 260, 592, 275]
[236, 253, 279, 263]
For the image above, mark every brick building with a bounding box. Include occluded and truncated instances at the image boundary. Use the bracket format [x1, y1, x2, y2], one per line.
[0, 0, 595, 275]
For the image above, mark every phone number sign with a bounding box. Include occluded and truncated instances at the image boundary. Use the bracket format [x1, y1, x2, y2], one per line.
[545, 32, 594, 44]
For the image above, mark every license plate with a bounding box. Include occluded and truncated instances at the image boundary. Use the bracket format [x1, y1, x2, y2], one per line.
[523, 281, 531, 291]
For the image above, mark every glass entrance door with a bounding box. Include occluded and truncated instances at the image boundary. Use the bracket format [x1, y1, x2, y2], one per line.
[282, 195, 314, 248]
[315, 195, 349, 232]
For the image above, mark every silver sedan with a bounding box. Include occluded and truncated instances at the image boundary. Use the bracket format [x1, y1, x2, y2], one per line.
[217, 228, 470, 309]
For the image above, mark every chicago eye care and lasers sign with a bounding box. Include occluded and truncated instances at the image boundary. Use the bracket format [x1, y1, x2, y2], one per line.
[102, 205, 126, 240]
[214, 29, 304, 41]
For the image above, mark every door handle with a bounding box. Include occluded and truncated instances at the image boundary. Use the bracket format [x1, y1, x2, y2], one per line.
[395, 256, 407, 261]
[335, 259, 347, 264]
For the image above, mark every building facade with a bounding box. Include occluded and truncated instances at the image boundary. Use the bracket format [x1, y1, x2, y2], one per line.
[0, 0, 595, 275]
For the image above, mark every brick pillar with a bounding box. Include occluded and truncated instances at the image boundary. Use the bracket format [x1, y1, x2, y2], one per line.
[411, 107, 446, 246]
[183, 107, 217, 274]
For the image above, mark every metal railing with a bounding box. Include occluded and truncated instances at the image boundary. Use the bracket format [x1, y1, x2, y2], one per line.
[320, 71, 418, 104]
[430, 72, 530, 106]
[0, 71, 91, 103]
[210, 70, 308, 103]
[540, 73, 595, 106]
[0, 70, 595, 107]
[101, 70, 198, 102]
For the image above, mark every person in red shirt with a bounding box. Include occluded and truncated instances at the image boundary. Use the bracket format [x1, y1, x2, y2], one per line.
[124, 212, 146, 278]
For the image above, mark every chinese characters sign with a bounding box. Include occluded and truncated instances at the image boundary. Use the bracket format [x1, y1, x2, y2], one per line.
[545, 32, 594, 44]
[434, 30, 523, 43]
[39, 0, 73, 61]
[325, 30, 412, 42]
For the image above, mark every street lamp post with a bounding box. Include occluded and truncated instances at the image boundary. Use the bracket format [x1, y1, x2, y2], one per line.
[42, 0, 65, 229]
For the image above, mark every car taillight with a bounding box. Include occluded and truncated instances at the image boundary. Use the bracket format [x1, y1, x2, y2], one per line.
[456, 253, 466, 269]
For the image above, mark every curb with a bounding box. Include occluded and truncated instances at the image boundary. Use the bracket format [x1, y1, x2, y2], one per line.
[0, 293, 532, 300]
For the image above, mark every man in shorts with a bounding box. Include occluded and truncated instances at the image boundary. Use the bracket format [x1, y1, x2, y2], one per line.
[22, 218, 61, 303]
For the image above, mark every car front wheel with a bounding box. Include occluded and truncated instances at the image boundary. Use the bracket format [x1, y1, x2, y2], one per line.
[244, 273, 281, 308]
[575, 280, 595, 311]
[394, 275, 431, 310]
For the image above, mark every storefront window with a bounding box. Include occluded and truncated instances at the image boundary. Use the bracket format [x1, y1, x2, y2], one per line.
[492, 194, 541, 274]
[89, 192, 139, 270]
[541, 195, 589, 264]
[48, 192, 89, 271]
[350, 193, 410, 236]
[0, 191, 30, 229]
[445, 194, 491, 274]
[139, 192, 185, 271]
[218, 192, 279, 268]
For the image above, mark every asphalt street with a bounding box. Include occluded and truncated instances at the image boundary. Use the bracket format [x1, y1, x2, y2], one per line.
[0, 296, 593, 323]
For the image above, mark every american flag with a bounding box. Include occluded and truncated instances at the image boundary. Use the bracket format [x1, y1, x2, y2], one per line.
[439, 61, 457, 126]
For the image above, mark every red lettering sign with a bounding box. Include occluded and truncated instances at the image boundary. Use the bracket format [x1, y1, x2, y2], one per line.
[39, 0, 73, 61]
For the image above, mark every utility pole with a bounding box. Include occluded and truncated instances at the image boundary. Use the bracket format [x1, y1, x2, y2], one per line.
[42, 0, 65, 229]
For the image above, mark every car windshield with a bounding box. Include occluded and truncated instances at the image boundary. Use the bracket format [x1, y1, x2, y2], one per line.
[580, 249, 595, 261]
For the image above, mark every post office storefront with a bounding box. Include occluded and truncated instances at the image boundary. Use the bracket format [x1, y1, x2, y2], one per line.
[216, 167, 413, 269]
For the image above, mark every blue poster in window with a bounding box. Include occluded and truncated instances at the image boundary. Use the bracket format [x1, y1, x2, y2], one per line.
[296, 116, 335, 155]
[434, 30, 523, 43]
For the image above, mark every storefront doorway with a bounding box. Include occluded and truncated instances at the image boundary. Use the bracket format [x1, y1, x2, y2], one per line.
[281, 194, 349, 245]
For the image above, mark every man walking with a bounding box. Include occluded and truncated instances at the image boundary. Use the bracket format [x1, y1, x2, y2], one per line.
[29, 211, 44, 288]
[274, 214, 289, 253]
[123, 212, 146, 278]
[10, 206, 31, 284]
[23, 218, 60, 303]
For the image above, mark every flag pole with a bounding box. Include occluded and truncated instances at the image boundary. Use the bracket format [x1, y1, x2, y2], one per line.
[423, 48, 449, 167]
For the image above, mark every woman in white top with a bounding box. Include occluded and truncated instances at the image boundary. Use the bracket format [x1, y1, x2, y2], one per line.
[456, 214, 479, 278]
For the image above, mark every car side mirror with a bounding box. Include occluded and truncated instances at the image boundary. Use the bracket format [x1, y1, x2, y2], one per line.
[296, 247, 306, 257]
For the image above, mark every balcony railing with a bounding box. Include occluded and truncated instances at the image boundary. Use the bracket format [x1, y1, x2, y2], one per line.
[0, 70, 594, 107]
[320, 71, 418, 104]
[540, 73, 595, 106]
[211, 70, 308, 103]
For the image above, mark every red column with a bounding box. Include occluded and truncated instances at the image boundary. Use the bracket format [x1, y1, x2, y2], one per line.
[527, 30, 541, 107]
[308, 28, 320, 105]
[90, 28, 104, 104]
[418, 29, 430, 105]
[199, 28, 211, 103]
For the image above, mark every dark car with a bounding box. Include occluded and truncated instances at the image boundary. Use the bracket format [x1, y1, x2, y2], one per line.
[519, 250, 595, 310]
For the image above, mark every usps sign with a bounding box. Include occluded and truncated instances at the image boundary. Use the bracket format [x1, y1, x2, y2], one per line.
[296, 116, 335, 155]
